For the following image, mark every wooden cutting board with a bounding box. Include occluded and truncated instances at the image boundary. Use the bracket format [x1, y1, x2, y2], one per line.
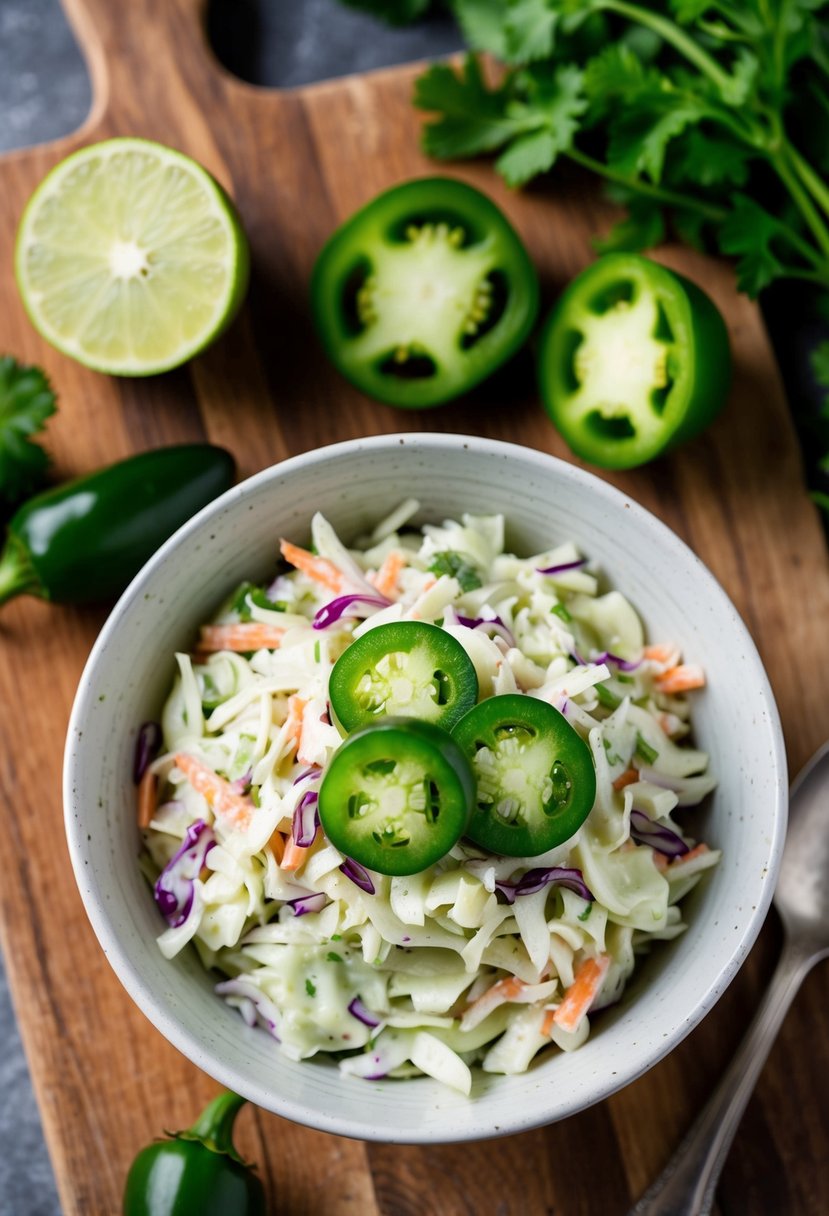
[1, 1, 827, 1212]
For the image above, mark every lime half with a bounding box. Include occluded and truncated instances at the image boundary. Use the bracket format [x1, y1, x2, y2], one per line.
[15, 138, 249, 376]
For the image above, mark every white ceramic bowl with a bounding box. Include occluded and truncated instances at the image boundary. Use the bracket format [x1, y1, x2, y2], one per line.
[64, 434, 786, 1141]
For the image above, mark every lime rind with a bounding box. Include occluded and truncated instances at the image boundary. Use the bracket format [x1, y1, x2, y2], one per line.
[15, 137, 249, 376]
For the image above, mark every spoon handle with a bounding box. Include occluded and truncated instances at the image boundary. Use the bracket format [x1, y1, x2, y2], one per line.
[628, 938, 816, 1216]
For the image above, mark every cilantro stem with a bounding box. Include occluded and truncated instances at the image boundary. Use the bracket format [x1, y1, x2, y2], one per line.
[770, 151, 829, 262]
[567, 148, 727, 222]
[783, 141, 829, 223]
[598, 0, 736, 98]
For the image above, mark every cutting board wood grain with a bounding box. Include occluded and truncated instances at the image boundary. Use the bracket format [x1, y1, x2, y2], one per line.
[1, 1, 827, 1212]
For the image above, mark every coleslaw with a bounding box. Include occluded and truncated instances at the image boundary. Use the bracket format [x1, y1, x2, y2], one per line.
[138, 502, 719, 1094]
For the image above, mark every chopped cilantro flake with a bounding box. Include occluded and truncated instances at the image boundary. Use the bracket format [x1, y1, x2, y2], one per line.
[596, 684, 621, 710]
[428, 551, 482, 593]
[636, 733, 659, 765]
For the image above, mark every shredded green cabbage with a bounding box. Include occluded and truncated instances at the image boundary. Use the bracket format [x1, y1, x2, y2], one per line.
[141, 506, 719, 1094]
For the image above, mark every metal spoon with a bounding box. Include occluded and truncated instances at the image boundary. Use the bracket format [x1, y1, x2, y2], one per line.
[629, 741, 829, 1216]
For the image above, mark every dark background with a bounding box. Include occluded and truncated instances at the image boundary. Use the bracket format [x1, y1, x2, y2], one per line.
[0, 2, 824, 1213]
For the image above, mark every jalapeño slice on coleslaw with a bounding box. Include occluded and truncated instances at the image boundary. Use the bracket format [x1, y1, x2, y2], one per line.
[329, 620, 478, 733]
[452, 695, 596, 857]
[318, 719, 474, 875]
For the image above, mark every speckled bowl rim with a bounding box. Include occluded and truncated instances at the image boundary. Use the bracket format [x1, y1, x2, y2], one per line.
[64, 433, 787, 1141]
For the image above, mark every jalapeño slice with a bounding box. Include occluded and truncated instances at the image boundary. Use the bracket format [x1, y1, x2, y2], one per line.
[452, 694, 596, 857]
[538, 253, 731, 469]
[318, 719, 475, 876]
[329, 621, 478, 733]
[310, 177, 539, 408]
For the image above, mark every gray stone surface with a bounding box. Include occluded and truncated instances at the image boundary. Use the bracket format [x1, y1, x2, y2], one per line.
[0, 2, 458, 1213]
[0, 0, 91, 153]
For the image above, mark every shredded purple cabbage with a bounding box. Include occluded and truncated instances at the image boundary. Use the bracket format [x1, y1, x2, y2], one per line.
[536, 558, 588, 576]
[292, 766, 320, 786]
[348, 996, 382, 1028]
[340, 857, 376, 895]
[154, 820, 215, 928]
[215, 977, 281, 1039]
[494, 866, 594, 904]
[593, 651, 642, 673]
[455, 609, 516, 648]
[133, 721, 162, 784]
[571, 648, 640, 673]
[313, 593, 391, 630]
[286, 891, 328, 917]
[636, 766, 711, 807]
[630, 809, 690, 857]
[292, 790, 320, 849]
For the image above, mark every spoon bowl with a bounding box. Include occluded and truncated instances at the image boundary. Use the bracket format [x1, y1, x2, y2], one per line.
[631, 740, 829, 1216]
[775, 742, 829, 945]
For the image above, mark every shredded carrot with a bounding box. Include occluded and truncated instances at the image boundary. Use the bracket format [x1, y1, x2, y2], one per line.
[461, 976, 527, 1028]
[643, 644, 678, 664]
[137, 768, 158, 829]
[652, 851, 669, 872]
[198, 623, 286, 653]
[279, 540, 343, 593]
[373, 550, 406, 599]
[672, 842, 710, 867]
[284, 694, 307, 750]
[552, 955, 611, 1035]
[654, 664, 706, 695]
[174, 752, 253, 830]
[612, 767, 639, 791]
[541, 1008, 556, 1037]
[266, 829, 286, 864]
[280, 833, 313, 872]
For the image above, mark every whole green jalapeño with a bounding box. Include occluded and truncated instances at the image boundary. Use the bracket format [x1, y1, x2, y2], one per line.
[310, 177, 540, 407]
[452, 694, 596, 857]
[538, 253, 731, 469]
[122, 1092, 265, 1216]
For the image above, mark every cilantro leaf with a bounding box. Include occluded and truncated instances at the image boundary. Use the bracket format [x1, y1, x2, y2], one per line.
[584, 43, 661, 108]
[495, 129, 561, 185]
[504, 0, 559, 64]
[718, 196, 788, 295]
[452, 0, 511, 57]
[415, 57, 517, 159]
[667, 0, 712, 21]
[608, 93, 709, 183]
[0, 357, 57, 508]
[673, 127, 752, 187]
[594, 198, 666, 252]
[428, 550, 482, 592]
[497, 64, 586, 184]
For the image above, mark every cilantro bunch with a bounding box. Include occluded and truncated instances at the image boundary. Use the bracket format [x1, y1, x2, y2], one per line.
[0, 356, 56, 514]
[337, 0, 829, 505]
[412, 0, 829, 301]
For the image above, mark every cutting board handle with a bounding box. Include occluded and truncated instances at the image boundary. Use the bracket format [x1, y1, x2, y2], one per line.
[60, 0, 243, 174]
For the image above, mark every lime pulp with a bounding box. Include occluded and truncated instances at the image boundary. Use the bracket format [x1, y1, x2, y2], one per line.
[15, 138, 249, 376]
